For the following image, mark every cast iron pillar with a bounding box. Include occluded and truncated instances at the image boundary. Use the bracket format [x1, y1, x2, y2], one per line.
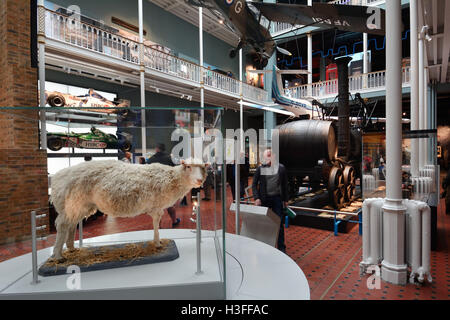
[335, 56, 352, 161]
[409, 0, 420, 177]
[138, 0, 146, 155]
[381, 0, 407, 285]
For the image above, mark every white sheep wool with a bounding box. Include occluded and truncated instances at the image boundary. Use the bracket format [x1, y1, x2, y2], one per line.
[50, 159, 206, 260]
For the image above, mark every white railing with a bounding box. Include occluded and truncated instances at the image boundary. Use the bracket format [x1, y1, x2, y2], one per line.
[272, 22, 304, 36]
[45, 10, 140, 63]
[329, 0, 385, 5]
[44, 9, 270, 104]
[288, 67, 410, 99]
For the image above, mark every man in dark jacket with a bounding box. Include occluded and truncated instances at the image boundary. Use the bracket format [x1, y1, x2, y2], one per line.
[147, 143, 181, 227]
[226, 154, 250, 201]
[252, 149, 289, 253]
[442, 168, 450, 215]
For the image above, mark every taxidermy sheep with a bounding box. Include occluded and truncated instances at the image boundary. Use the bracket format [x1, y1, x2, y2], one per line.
[50, 158, 207, 261]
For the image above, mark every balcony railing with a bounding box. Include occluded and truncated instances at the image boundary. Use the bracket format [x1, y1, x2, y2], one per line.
[43, 9, 269, 104]
[329, 0, 385, 5]
[286, 67, 410, 100]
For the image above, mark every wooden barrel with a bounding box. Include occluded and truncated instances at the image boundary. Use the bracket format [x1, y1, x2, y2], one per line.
[276, 120, 338, 169]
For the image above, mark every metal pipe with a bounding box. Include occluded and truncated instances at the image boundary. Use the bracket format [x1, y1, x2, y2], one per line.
[78, 220, 83, 248]
[363, 33, 368, 88]
[288, 205, 360, 217]
[425, 70, 430, 165]
[138, 0, 146, 156]
[410, 0, 420, 177]
[37, 0, 47, 150]
[418, 36, 425, 169]
[196, 192, 202, 275]
[199, 7, 204, 141]
[335, 56, 352, 160]
[31, 211, 39, 285]
[307, 0, 312, 93]
[235, 48, 243, 235]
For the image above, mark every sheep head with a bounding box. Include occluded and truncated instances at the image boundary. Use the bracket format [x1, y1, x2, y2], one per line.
[180, 158, 209, 188]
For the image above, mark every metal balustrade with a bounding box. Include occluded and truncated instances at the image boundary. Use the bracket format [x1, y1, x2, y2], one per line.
[272, 22, 304, 36]
[44, 8, 270, 104]
[288, 67, 410, 100]
[329, 0, 385, 5]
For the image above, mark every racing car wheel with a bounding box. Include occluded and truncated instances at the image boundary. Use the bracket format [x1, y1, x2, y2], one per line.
[120, 140, 132, 152]
[47, 137, 64, 151]
[47, 94, 66, 108]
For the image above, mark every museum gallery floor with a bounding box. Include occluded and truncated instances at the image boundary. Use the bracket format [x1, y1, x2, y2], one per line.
[0, 182, 449, 300]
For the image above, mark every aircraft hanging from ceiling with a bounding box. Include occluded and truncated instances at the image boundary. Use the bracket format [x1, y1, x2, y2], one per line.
[185, 0, 385, 69]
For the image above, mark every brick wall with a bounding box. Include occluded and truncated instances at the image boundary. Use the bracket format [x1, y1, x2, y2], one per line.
[0, 0, 49, 245]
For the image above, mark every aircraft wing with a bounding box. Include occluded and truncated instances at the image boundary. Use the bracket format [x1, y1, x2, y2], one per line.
[251, 2, 386, 36]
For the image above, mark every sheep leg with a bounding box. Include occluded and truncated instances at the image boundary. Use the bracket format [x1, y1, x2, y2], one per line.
[65, 223, 78, 251]
[151, 210, 164, 248]
[53, 218, 70, 262]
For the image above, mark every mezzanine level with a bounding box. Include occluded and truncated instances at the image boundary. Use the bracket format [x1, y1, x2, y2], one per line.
[285, 67, 411, 104]
[42, 8, 271, 111]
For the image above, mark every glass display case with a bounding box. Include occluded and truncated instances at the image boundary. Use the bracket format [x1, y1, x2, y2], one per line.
[0, 105, 227, 299]
[361, 130, 439, 204]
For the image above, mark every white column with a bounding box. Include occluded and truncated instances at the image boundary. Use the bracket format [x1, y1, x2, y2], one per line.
[363, 33, 368, 88]
[410, 0, 419, 177]
[424, 68, 429, 165]
[138, 0, 146, 156]
[307, 0, 312, 96]
[381, 0, 407, 286]
[37, 0, 47, 150]
[418, 35, 425, 169]
[199, 7, 204, 132]
[235, 48, 243, 235]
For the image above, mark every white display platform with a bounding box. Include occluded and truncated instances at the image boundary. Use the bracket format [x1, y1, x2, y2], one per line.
[0, 230, 310, 300]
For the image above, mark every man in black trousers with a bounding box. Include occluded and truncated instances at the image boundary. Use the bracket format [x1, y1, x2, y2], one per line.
[147, 143, 181, 227]
[252, 149, 289, 253]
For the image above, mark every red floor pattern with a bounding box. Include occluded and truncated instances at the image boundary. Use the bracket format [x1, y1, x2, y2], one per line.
[0, 185, 449, 300]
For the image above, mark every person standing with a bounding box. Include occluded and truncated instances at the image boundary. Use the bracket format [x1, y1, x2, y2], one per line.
[442, 167, 450, 215]
[121, 151, 132, 163]
[147, 143, 181, 227]
[226, 154, 249, 201]
[252, 149, 289, 253]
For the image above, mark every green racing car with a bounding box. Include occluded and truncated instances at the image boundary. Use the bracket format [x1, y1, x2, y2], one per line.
[47, 127, 132, 152]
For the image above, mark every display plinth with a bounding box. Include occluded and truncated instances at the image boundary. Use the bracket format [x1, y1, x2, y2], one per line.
[230, 203, 280, 247]
[38, 239, 179, 277]
[0, 230, 224, 300]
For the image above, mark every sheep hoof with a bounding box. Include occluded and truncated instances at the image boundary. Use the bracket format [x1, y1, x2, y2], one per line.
[56, 257, 67, 264]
